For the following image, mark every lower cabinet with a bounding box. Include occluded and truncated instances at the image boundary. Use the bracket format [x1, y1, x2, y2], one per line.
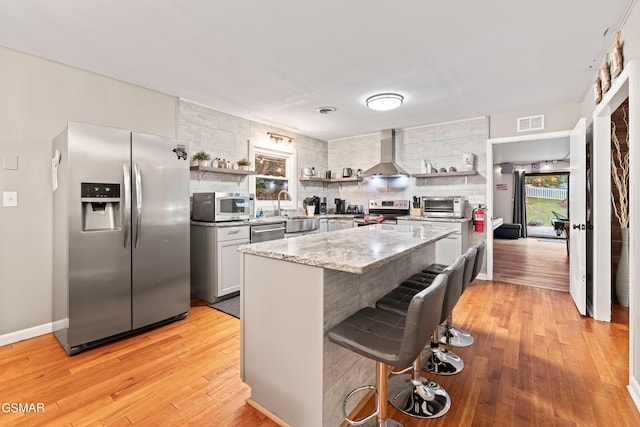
[191, 224, 250, 302]
[397, 219, 470, 265]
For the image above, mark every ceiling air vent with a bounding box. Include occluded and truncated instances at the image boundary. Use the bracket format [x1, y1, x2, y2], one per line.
[517, 114, 545, 132]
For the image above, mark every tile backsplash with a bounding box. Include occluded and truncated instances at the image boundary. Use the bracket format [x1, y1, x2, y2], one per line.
[179, 99, 487, 218]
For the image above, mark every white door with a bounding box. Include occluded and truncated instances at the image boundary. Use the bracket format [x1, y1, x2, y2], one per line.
[569, 118, 587, 315]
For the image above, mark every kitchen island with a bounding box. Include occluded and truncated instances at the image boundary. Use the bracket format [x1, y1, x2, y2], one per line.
[238, 223, 454, 427]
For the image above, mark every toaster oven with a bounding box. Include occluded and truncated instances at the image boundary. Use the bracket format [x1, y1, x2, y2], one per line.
[422, 196, 466, 218]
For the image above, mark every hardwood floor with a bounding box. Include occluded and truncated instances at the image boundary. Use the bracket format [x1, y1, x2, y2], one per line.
[0, 299, 277, 427]
[350, 281, 639, 427]
[1, 284, 637, 426]
[493, 237, 570, 292]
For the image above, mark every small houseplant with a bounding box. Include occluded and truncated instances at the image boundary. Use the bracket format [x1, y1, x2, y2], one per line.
[191, 150, 211, 167]
[237, 158, 252, 171]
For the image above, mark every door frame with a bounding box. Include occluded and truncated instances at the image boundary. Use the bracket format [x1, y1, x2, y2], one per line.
[485, 129, 572, 281]
[591, 62, 639, 407]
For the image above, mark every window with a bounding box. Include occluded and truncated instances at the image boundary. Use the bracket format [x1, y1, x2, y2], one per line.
[251, 147, 296, 209]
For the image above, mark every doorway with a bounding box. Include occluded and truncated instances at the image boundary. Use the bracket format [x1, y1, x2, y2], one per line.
[525, 172, 569, 239]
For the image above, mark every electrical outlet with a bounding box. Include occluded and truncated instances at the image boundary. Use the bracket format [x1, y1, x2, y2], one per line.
[3, 191, 18, 207]
[468, 195, 485, 205]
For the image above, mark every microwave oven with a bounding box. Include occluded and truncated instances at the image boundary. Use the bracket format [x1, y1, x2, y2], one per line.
[192, 192, 254, 222]
[422, 196, 466, 218]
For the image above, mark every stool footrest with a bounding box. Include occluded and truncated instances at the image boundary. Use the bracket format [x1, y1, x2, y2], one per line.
[342, 385, 377, 426]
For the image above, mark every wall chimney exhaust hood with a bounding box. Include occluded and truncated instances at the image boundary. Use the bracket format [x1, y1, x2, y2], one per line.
[361, 129, 410, 177]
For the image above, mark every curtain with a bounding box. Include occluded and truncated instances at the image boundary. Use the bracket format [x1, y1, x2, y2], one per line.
[513, 170, 527, 238]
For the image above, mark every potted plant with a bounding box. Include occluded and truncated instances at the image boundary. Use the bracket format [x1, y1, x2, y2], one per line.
[237, 158, 252, 171]
[191, 150, 211, 167]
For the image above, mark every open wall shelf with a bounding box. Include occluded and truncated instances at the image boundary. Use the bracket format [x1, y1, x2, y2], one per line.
[411, 170, 477, 178]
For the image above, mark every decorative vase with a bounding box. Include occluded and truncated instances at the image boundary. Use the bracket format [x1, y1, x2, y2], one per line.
[198, 159, 209, 167]
[239, 165, 250, 171]
[616, 227, 630, 307]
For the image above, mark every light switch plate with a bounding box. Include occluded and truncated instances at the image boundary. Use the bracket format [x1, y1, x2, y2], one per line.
[3, 191, 18, 207]
[468, 195, 485, 205]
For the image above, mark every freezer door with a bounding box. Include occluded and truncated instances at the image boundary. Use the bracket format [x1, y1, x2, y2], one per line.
[66, 122, 132, 347]
[131, 133, 190, 328]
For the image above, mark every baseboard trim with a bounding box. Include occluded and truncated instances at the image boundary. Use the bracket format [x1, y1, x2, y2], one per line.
[246, 398, 292, 427]
[0, 322, 53, 347]
[628, 376, 640, 413]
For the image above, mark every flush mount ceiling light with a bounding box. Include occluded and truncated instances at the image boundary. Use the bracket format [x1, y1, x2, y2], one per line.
[267, 131, 293, 144]
[366, 93, 404, 111]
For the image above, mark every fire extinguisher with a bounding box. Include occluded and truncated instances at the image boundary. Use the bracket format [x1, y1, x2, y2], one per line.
[472, 206, 485, 232]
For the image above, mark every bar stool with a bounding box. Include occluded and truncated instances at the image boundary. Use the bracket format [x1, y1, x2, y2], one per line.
[328, 275, 447, 427]
[386, 255, 468, 375]
[375, 272, 457, 419]
[379, 256, 466, 376]
[425, 241, 485, 347]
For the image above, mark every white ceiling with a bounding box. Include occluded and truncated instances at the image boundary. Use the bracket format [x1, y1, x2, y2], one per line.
[0, 0, 632, 141]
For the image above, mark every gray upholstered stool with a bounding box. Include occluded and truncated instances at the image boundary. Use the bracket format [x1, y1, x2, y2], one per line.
[379, 256, 466, 376]
[415, 257, 466, 375]
[374, 274, 452, 419]
[425, 241, 485, 347]
[328, 276, 447, 426]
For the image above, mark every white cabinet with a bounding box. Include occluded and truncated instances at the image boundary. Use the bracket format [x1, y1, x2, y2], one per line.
[191, 224, 250, 302]
[319, 218, 336, 233]
[397, 219, 470, 265]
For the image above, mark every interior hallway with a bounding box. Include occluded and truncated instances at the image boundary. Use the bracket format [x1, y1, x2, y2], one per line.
[493, 237, 570, 293]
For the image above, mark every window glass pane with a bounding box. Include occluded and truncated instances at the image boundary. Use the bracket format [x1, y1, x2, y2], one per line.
[255, 155, 286, 177]
[256, 178, 289, 200]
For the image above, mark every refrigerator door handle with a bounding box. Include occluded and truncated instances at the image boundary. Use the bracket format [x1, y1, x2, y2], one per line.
[123, 163, 131, 248]
[134, 163, 142, 248]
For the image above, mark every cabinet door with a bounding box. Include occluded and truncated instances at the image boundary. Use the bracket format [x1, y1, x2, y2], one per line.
[435, 237, 460, 265]
[216, 239, 245, 296]
[328, 219, 337, 231]
[319, 219, 328, 233]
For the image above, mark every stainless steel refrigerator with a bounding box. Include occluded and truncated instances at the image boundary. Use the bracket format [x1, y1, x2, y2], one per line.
[52, 121, 190, 355]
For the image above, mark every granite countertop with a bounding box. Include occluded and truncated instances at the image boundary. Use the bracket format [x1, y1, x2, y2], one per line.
[191, 214, 355, 228]
[397, 216, 472, 223]
[237, 224, 455, 274]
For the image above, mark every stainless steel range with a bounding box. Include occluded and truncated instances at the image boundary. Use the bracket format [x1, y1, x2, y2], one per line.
[353, 199, 410, 226]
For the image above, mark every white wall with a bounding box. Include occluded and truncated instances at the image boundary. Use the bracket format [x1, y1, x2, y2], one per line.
[0, 47, 177, 337]
[490, 103, 582, 139]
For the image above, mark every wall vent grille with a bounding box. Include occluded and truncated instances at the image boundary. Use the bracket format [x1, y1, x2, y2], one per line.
[517, 114, 545, 132]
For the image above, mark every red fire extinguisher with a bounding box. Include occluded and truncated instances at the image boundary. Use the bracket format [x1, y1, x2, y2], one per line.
[472, 207, 485, 232]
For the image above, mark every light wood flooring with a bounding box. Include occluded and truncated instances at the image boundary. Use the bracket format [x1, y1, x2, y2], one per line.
[2, 284, 637, 426]
[493, 237, 570, 292]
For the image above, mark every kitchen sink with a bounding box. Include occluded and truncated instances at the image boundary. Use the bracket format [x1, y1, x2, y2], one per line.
[285, 217, 319, 233]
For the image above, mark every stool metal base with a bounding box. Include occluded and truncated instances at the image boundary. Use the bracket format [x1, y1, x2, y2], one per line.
[421, 346, 464, 375]
[352, 418, 404, 427]
[438, 324, 474, 347]
[387, 374, 451, 419]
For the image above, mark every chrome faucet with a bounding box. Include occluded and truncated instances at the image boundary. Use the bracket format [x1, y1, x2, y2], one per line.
[276, 190, 290, 216]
